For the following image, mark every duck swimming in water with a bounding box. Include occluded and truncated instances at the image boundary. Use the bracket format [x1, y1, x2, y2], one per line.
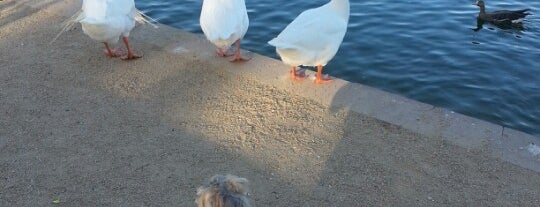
[474, 0, 530, 26]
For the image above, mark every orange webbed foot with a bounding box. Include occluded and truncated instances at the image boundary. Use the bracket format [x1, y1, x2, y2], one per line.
[216, 48, 235, 57]
[120, 37, 142, 60]
[229, 39, 251, 62]
[314, 65, 332, 84]
[120, 52, 142, 60]
[290, 68, 306, 80]
[230, 55, 251, 62]
[103, 48, 123, 58]
[315, 74, 333, 84]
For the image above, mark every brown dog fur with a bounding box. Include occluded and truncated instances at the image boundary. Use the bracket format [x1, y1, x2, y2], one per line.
[196, 175, 252, 207]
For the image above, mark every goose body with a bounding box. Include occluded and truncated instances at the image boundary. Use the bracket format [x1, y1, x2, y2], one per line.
[200, 0, 250, 61]
[54, 0, 153, 60]
[475, 0, 530, 24]
[80, 0, 137, 45]
[268, 0, 349, 83]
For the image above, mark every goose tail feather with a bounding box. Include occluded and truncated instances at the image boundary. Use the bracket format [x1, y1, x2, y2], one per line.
[135, 10, 159, 29]
[49, 10, 84, 45]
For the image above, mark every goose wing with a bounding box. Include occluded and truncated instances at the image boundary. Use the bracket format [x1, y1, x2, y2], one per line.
[489, 9, 530, 21]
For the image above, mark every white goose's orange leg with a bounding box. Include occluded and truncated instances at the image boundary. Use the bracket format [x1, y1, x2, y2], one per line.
[315, 65, 332, 84]
[230, 40, 251, 62]
[291, 66, 306, 80]
[120, 37, 142, 60]
[103, 43, 122, 58]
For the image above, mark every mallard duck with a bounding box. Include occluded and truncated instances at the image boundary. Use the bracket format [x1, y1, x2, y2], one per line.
[268, 0, 349, 83]
[200, 0, 250, 62]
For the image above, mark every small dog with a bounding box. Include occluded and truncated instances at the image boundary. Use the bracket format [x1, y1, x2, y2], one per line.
[196, 174, 252, 207]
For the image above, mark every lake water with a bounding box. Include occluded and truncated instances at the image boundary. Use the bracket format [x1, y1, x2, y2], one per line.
[135, 0, 540, 136]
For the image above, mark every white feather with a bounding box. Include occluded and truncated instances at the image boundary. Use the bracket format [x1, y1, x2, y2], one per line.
[511, 18, 525, 24]
[268, 0, 349, 67]
[200, 0, 249, 50]
[79, 0, 136, 44]
[527, 143, 540, 156]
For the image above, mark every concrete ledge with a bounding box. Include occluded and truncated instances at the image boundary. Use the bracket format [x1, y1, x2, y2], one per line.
[140, 18, 540, 172]
[17, 0, 540, 173]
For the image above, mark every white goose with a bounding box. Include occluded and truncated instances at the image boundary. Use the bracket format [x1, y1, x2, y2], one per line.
[200, 0, 250, 62]
[268, 0, 349, 83]
[54, 0, 154, 60]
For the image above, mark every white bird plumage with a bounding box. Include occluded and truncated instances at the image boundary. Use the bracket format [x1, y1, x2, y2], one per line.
[200, 0, 251, 62]
[80, 0, 136, 44]
[53, 0, 156, 60]
[268, 0, 350, 83]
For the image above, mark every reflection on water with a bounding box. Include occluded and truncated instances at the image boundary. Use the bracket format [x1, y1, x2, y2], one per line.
[473, 18, 486, 32]
[473, 18, 526, 32]
[136, 0, 540, 137]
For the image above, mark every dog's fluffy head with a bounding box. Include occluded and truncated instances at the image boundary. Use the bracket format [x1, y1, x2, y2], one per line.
[196, 174, 252, 207]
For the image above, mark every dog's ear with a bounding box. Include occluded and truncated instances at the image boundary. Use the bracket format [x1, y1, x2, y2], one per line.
[225, 175, 249, 194]
[196, 188, 225, 207]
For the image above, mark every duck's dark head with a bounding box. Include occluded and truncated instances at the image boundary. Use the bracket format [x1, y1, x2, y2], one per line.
[474, 0, 485, 8]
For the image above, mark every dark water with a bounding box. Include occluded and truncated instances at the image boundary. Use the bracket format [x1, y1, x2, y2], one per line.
[135, 0, 540, 137]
